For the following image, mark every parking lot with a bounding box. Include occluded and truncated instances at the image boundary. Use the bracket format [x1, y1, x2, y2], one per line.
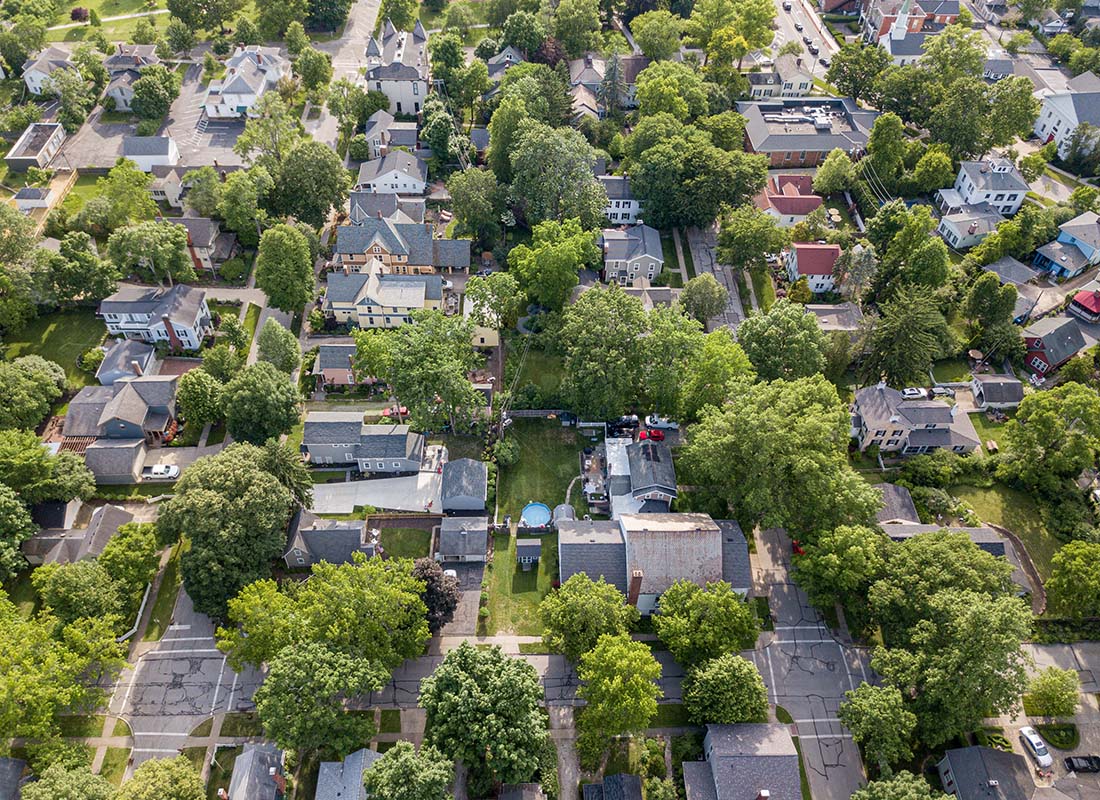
[57, 106, 134, 169]
[164, 63, 246, 167]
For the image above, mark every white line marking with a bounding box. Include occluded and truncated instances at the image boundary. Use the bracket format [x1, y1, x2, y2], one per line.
[764, 646, 777, 703]
[160, 636, 212, 643]
[797, 733, 854, 740]
[838, 642, 856, 691]
[131, 747, 184, 754]
[795, 719, 841, 724]
[129, 731, 192, 737]
[772, 639, 836, 645]
[774, 625, 830, 631]
[144, 649, 225, 657]
[226, 671, 239, 712]
[210, 656, 227, 714]
[167, 624, 192, 630]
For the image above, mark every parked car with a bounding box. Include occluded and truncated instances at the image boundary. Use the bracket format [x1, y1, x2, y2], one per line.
[807, 43, 820, 54]
[381, 406, 409, 418]
[441, 279, 454, 290]
[791, 539, 805, 556]
[476, 268, 493, 277]
[794, 21, 803, 29]
[1065, 755, 1100, 773]
[819, 57, 830, 67]
[931, 386, 955, 397]
[901, 387, 928, 399]
[783, 0, 792, 8]
[149, 464, 180, 479]
[645, 414, 680, 430]
[639, 429, 666, 442]
[802, 34, 813, 43]
[1019, 727, 1054, 768]
[613, 414, 640, 429]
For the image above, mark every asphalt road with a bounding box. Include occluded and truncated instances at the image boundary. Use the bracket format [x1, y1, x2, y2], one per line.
[771, 0, 841, 73]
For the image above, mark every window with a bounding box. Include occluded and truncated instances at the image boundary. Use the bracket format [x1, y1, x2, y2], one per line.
[875, 429, 886, 436]
[295, 557, 305, 565]
[413, 83, 419, 95]
[345, 452, 354, 461]
[1031, 356, 1047, 370]
[891, 429, 902, 436]
[994, 193, 1005, 201]
[886, 439, 899, 446]
[799, 151, 806, 161]
[396, 102, 402, 112]
[393, 461, 401, 468]
[376, 82, 382, 91]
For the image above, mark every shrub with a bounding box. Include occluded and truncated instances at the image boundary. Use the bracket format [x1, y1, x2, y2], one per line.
[219, 256, 249, 283]
[79, 347, 105, 373]
[348, 134, 371, 161]
[536, 735, 558, 800]
[136, 118, 160, 136]
[89, 7, 100, 24]
[71, 7, 89, 21]
[101, 94, 117, 112]
[494, 438, 519, 467]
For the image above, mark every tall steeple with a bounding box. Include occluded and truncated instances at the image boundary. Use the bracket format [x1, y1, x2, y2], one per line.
[890, 0, 912, 40]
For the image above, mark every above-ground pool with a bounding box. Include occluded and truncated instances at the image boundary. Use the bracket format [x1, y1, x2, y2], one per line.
[520, 502, 552, 529]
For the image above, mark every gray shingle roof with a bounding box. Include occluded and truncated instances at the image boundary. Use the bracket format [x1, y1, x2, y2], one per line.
[303, 411, 364, 444]
[315, 344, 358, 371]
[972, 374, 1024, 405]
[583, 774, 643, 800]
[349, 192, 427, 224]
[1024, 316, 1086, 366]
[83, 440, 145, 484]
[337, 219, 471, 269]
[1060, 210, 1100, 248]
[717, 520, 751, 590]
[885, 30, 931, 55]
[285, 510, 375, 566]
[700, 724, 802, 800]
[737, 97, 878, 154]
[598, 174, 633, 201]
[14, 187, 49, 199]
[316, 748, 382, 800]
[96, 339, 156, 384]
[170, 217, 220, 248]
[938, 747, 1033, 800]
[356, 152, 428, 186]
[98, 375, 177, 430]
[438, 516, 489, 556]
[805, 302, 864, 333]
[359, 424, 424, 461]
[959, 159, 1030, 194]
[441, 458, 488, 503]
[516, 538, 542, 559]
[65, 385, 119, 437]
[104, 43, 160, 73]
[98, 284, 207, 325]
[626, 441, 677, 497]
[557, 519, 627, 593]
[325, 270, 444, 305]
[985, 255, 1039, 286]
[601, 225, 662, 263]
[37, 504, 134, 565]
[0, 756, 26, 800]
[873, 483, 919, 523]
[228, 743, 283, 800]
[122, 136, 175, 156]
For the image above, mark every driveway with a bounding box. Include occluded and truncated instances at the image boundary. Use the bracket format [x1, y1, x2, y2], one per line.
[439, 562, 485, 637]
[57, 106, 133, 169]
[313, 471, 443, 513]
[164, 64, 246, 167]
[685, 225, 747, 331]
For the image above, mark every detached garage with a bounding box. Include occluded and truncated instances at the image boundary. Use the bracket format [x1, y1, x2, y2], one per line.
[441, 458, 488, 514]
[436, 517, 488, 563]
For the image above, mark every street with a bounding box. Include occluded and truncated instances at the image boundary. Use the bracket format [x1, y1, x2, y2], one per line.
[771, 0, 841, 75]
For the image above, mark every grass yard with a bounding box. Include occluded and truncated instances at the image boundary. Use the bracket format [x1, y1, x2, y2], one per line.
[4, 309, 104, 390]
[94, 482, 176, 500]
[207, 746, 241, 800]
[380, 527, 432, 559]
[749, 268, 775, 311]
[58, 714, 106, 737]
[311, 469, 348, 483]
[951, 483, 1058, 581]
[98, 747, 130, 786]
[112, 718, 131, 737]
[48, 11, 170, 41]
[652, 704, 692, 728]
[967, 410, 1013, 454]
[190, 718, 213, 737]
[379, 709, 401, 734]
[143, 540, 186, 641]
[59, 174, 101, 215]
[4, 569, 38, 619]
[511, 347, 566, 399]
[485, 531, 558, 635]
[219, 712, 263, 737]
[496, 419, 587, 521]
[431, 433, 484, 461]
[660, 268, 684, 288]
[206, 421, 226, 446]
[211, 302, 241, 326]
[242, 302, 262, 343]
[931, 357, 971, 384]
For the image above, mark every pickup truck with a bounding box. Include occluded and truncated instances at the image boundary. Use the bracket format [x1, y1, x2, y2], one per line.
[143, 464, 180, 480]
[645, 414, 680, 431]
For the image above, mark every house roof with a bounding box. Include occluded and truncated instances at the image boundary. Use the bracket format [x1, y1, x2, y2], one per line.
[882, 524, 1029, 590]
[693, 724, 803, 800]
[747, 71, 781, 86]
[41, 503, 134, 565]
[122, 135, 175, 156]
[356, 152, 428, 186]
[791, 243, 841, 276]
[884, 29, 932, 55]
[855, 384, 956, 428]
[104, 43, 159, 73]
[349, 192, 426, 224]
[336, 218, 471, 268]
[98, 284, 207, 324]
[985, 255, 1039, 286]
[582, 774, 643, 800]
[325, 269, 444, 308]
[169, 217, 220, 248]
[598, 174, 634, 201]
[315, 343, 357, 371]
[601, 225, 662, 263]
[14, 187, 49, 200]
[438, 516, 489, 556]
[1060, 210, 1100, 248]
[737, 97, 878, 154]
[83, 440, 145, 483]
[939, 747, 1036, 800]
[23, 46, 73, 77]
[1075, 288, 1100, 314]
[65, 385, 120, 437]
[972, 373, 1025, 404]
[1024, 316, 1086, 365]
[557, 519, 628, 593]
[755, 174, 822, 217]
[940, 205, 1003, 238]
[0, 756, 26, 800]
[874, 482, 919, 523]
[98, 375, 177, 430]
[626, 440, 677, 496]
[805, 302, 864, 332]
[500, 784, 545, 800]
[441, 458, 488, 502]
[1036, 238, 1090, 276]
[285, 509, 375, 566]
[316, 747, 382, 800]
[516, 538, 542, 557]
[228, 743, 283, 800]
[97, 340, 157, 384]
[717, 519, 752, 590]
[303, 411, 364, 444]
[957, 159, 1029, 195]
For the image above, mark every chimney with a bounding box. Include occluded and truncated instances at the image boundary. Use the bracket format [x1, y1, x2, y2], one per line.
[627, 569, 643, 606]
[376, 209, 383, 218]
[130, 359, 143, 377]
[162, 316, 183, 352]
[877, 379, 886, 391]
[757, 792, 771, 800]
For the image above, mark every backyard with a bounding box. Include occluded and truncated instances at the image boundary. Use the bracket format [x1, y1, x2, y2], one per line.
[931, 357, 972, 384]
[485, 531, 558, 635]
[379, 528, 432, 560]
[4, 309, 104, 390]
[495, 419, 592, 522]
[951, 483, 1059, 581]
[509, 344, 566, 400]
[967, 409, 1013, 454]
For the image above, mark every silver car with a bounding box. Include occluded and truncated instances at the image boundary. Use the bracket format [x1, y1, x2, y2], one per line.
[1019, 726, 1054, 768]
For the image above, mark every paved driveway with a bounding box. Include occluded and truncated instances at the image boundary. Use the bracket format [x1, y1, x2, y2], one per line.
[439, 563, 485, 637]
[57, 106, 134, 168]
[164, 64, 246, 167]
[686, 225, 747, 331]
[313, 471, 443, 513]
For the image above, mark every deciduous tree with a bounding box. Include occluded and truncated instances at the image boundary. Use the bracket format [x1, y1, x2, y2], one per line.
[0, 357, 64, 431]
[256, 223, 314, 314]
[682, 653, 767, 724]
[813, 148, 858, 195]
[851, 772, 945, 800]
[363, 742, 454, 800]
[838, 683, 916, 771]
[826, 41, 890, 103]
[1046, 541, 1100, 619]
[539, 573, 639, 663]
[256, 319, 301, 373]
[222, 362, 299, 445]
[0, 484, 36, 582]
[653, 580, 758, 666]
[679, 273, 728, 326]
[509, 218, 598, 310]
[716, 204, 789, 269]
[22, 765, 115, 800]
[0, 429, 95, 505]
[131, 64, 182, 120]
[510, 121, 607, 228]
[631, 10, 682, 60]
[736, 298, 826, 381]
[680, 328, 754, 421]
[577, 634, 662, 762]
[1026, 666, 1079, 717]
[794, 525, 886, 619]
[412, 558, 460, 634]
[177, 367, 224, 426]
[273, 139, 347, 227]
[107, 221, 195, 284]
[117, 756, 205, 800]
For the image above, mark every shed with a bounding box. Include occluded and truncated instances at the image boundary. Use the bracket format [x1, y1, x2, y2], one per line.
[516, 538, 542, 569]
[14, 186, 52, 212]
[441, 458, 488, 513]
[874, 483, 920, 524]
[552, 503, 575, 529]
[970, 374, 1024, 410]
[436, 516, 488, 562]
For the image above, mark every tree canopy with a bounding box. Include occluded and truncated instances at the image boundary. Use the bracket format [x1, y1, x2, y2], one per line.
[653, 580, 758, 666]
[539, 573, 639, 663]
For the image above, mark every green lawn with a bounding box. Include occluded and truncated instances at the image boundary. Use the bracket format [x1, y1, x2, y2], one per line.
[749, 268, 775, 311]
[285, 415, 305, 452]
[680, 231, 696, 278]
[112, 718, 131, 737]
[311, 469, 348, 483]
[4, 309, 104, 390]
[931, 357, 972, 384]
[98, 747, 130, 786]
[242, 302, 262, 343]
[485, 532, 558, 635]
[58, 714, 106, 737]
[967, 409, 1013, 454]
[219, 712, 263, 737]
[951, 483, 1058, 581]
[59, 174, 101, 215]
[211, 302, 241, 326]
[511, 347, 566, 399]
[652, 704, 692, 728]
[143, 541, 185, 641]
[379, 709, 401, 734]
[380, 527, 432, 559]
[48, 11, 169, 42]
[3, 569, 38, 619]
[206, 421, 226, 446]
[430, 434, 484, 461]
[190, 718, 213, 737]
[496, 419, 587, 521]
[207, 746, 241, 800]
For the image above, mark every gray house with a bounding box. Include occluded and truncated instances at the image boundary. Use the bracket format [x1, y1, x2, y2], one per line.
[600, 224, 663, 285]
[228, 743, 284, 800]
[625, 440, 677, 512]
[65, 375, 178, 443]
[881, 523, 1032, 595]
[436, 517, 489, 563]
[970, 374, 1024, 410]
[284, 509, 378, 568]
[302, 412, 425, 474]
[938, 746, 1034, 800]
[874, 483, 920, 524]
[315, 747, 382, 800]
[683, 724, 802, 800]
[96, 339, 158, 385]
[21, 504, 134, 566]
[441, 458, 488, 513]
[83, 439, 147, 485]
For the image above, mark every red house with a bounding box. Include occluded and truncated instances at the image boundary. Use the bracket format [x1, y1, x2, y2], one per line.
[1070, 288, 1100, 324]
[1023, 316, 1086, 374]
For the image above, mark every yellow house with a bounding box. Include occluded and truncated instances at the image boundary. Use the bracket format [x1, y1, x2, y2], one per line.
[324, 261, 442, 329]
[463, 292, 500, 348]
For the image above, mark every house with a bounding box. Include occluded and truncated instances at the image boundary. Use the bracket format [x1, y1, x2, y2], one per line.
[98, 285, 213, 350]
[315, 747, 382, 800]
[1071, 285, 1100, 323]
[228, 743, 285, 800]
[983, 256, 1044, 323]
[1023, 316, 1086, 374]
[348, 191, 426, 224]
[334, 217, 470, 274]
[683, 724, 803, 800]
[937, 158, 1028, 217]
[469, 126, 489, 156]
[600, 224, 663, 285]
[150, 166, 185, 208]
[623, 281, 682, 311]
[874, 482, 920, 524]
[312, 343, 362, 388]
[96, 339, 158, 385]
[65, 375, 178, 445]
[754, 174, 822, 226]
[487, 45, 525, 85]
[283, 508, 378, 568]
[558, 513, 748, 614]
[441, 458, 488, 513]
[1033, 71, 1100, 158]
[602, 436, 678, 518]
[21, 504, 134, 566]
[22, 46, 75, 95]
[582, 775, 643, 800]
[970, 374, 1024, 410]
[936, 204, 1003, 250]
[29, 499, 83, 535]
[14, 187, 52, 213]
[83, 439, 147, 485]
[745, 55, 814, 99]
[354, 152, 429, 195]
[599, 175, 641, 224]
[365, 19, 430, 115]
[938, 746, 1038, 800]
[1033, 210, 1100, 279]
[500, 785, 545, 800]
[852, 383, 980, 455]
[737, 97, 879, 167]
[464, 292, 500, 348]
[106, 69, 140, 112]
[203, 46, 291, 119]
[301, 413, 425, 473]
[861, 0, 927, 42]
[881, 25, 934, 66]
[104, 47, 161, 112]
[165, 217, 235, 274]
[0, 756, 26, 800]
[786, 243, 841, 293]
[436, 517, 489, 562]
[121, 136, 179, 172]
[516, 538, 542, 569]
[746, 70, 782, 99]
[805, 302, 864, 336]
[360, 109, 420, 160]
[4, 123, 65, 172]
[323, 263, 443, 328]
[567, 53, 650, 114]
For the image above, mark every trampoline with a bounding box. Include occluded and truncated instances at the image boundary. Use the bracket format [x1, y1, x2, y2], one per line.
[520, 502, 552, 528]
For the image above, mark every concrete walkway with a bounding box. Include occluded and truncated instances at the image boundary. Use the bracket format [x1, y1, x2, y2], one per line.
[48, 8, 169, 29]
[670, 228, 690, 285]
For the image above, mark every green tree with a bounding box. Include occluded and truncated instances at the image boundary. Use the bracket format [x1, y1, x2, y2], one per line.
[488, 94, 528, 183]
[1046, 541, 1100, 619]
[234, 94, 303, 175]
[22, 765, 115, 800]
[0, 357, 64, 430]
[99, 158, 158, 231]
[642, 305, 705, 415]
[285, 20, 309, 54]
[1026, 666, 1080, 717]
[256, 319, 301, 373]
[0, 204, 38, 335]
[412, 558, 460, 634]
[222, 362, 299, 445]
[576, 634, 662, 761]
[257, 0, 308, 38]
[0, 483, 36, 582]
[813, 148, 858, 195]
[866, 112, 906, 186]
[182, 166, 221, 217]
[296, 46, 333, 93]
[716, 204, 789, 269]
[273, 139, 348, 227]
[838, 683, 916, 772]
[362, 742, 454, 800]
[736, 298, 826, 381]
[46, 67, 96, 132]
[965, 271, 1017, 331]
[220, 315, 250, 350]
[131, 64, 181, 120]
[539, 573, 639, 663]
[554, 0, 600, 56]
[447, 168, 501, 246]
[33, 560, 124, 626]
[108, 221, 196, 285]
[826, 40, 890, 103]
[859, 287, 950, 387]
[631, 10, 682, 60]
[510, 121, 607, 228]
[680, 328, 755, 421]
[256, 223, 314, 314]
[509, 217, 597, 310]
[218, 166, 273, 246]
[686, 0, 736, 53]
[0, 429, 95, 505]
[454, 59, 490, 120]
[420, 642, 546, 796]
[910, 147, 955, 193]
[98, 522, 158, 597]
[682, 653, 767, 725]
[794, 525, 887, 618]
[176, 369, 223, 426]
[635, 60, 708, 121]
[560, 285, 647, 419]
[200, 343, 246, 384]
[117, 756, 204, 800]
[653, 580, 757, 666]
[464, 271, 522, 330]
[851, 772, 946, 800]
[502, 10, 546, 55]
[679, 273, 729, 326]
[165, 19, 196, 53]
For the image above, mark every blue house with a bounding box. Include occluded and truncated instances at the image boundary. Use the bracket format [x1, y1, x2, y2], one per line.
[1033, 211, 1100, 279]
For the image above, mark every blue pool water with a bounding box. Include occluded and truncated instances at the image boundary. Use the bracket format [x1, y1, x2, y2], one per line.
[520, 502, 552, 528]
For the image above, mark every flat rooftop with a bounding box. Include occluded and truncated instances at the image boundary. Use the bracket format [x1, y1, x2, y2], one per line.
[10, 123, 60, 158]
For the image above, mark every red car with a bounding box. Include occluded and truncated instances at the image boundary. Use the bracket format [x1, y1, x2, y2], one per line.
[639, 429, 665, 442]
[791, 540, 805, 556]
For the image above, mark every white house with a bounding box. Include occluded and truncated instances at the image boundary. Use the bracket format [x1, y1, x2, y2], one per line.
[354, 151, 429, 194]
[4, 122, 66, 172]
[14, 186, 52, 213]
[361, 109, 420, 160]
[936, 204, 1003, 250]
[97, 285, 213, 351]
[103, 44, 161, 112]
[939, 157, 1029, 216]
[149, 166, 184, 208]
[365, 19, 430, 115]
[786, 243, 841, 293]
[203, 46, 291, 119]
[598, 175, 641, 224]
[22, 46, 75, 96]
[121, 136, 179, 172]
[600, 224, 663, 284]
[1033, 71, 1100, 158]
